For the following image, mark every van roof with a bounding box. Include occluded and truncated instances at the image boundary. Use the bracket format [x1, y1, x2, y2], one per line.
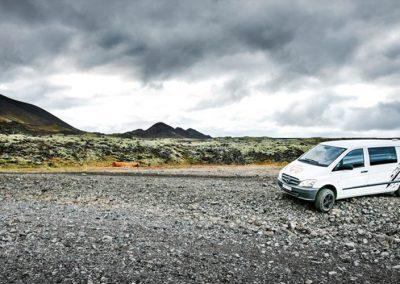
[322, 139, 400, 148]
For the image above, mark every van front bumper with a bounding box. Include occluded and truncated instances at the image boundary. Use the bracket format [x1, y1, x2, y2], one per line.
[277, 178, 318, 201]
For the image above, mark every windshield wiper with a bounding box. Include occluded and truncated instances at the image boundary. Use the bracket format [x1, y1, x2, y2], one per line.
[299, 158, 324, 167]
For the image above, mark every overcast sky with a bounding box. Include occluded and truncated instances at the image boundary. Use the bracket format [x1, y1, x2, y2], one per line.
[0, 0, 399, 137]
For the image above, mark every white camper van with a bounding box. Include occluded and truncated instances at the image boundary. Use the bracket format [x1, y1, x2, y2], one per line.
[277, 140, 400, 212]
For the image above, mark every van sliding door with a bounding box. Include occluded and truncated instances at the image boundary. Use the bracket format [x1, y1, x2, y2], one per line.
[334, 148, 369, 199]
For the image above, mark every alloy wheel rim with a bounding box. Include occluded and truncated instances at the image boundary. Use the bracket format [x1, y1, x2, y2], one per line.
[323, 194, 334, 210]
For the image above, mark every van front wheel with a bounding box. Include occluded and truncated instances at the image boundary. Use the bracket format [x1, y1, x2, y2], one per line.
[315, 188, 335, 213]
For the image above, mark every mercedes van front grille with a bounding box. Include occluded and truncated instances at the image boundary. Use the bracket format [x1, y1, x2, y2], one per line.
[282, 173, 300, 186]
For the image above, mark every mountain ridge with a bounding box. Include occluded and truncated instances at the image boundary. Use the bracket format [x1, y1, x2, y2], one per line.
[119, 122, 212, 139]
[0, 94, 211, 138]
[0, 94, 81, 134]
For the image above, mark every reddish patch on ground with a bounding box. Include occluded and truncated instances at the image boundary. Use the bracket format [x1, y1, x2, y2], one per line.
[112, 161, 140, 168]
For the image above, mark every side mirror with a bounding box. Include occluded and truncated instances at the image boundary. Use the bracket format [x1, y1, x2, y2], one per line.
[337, 163, 354, 171]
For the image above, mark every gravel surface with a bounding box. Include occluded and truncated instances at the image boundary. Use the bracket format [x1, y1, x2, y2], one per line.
[0, 171, 399, 283]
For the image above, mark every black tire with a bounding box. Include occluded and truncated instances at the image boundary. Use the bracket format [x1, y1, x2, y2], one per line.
[315, 188, 335, 213]
[395, 186, 400, 197]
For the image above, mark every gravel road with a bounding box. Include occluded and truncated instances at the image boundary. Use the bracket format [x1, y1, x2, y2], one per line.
[0, 171, 399, 283]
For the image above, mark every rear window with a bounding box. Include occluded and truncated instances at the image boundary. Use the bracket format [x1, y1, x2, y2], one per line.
[368, 147, 398, 166]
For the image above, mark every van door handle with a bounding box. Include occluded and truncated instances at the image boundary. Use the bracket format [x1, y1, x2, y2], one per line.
[361, 170, 368, 173]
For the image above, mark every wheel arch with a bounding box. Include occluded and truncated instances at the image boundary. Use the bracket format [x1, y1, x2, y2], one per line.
[318, 184, 337, 198]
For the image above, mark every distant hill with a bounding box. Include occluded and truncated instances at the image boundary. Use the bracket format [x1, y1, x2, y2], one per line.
[0, 94, 211, 138]
[0, 94, 81, 134]
[119, 122, 212, 139]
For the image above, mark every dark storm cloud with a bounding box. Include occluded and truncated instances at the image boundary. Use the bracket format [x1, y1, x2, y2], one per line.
[0, 0, 44, 23]
[274, 96, 400, 132]
[344, 101, 400, 131]
[273, 95, 348, 127]
[194, 78, 250, 110]
[2, 82, 85, 110]
[1, 0, 400, 134]
[2, 0, 399, 83]
[358, 41, 400, 84]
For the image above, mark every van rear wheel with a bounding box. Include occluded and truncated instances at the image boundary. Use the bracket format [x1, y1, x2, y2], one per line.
[315, 188, 335, 213]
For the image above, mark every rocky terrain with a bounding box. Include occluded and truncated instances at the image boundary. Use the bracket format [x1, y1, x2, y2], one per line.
[0, 134, 319, 169]
[0, 170, 399, 283]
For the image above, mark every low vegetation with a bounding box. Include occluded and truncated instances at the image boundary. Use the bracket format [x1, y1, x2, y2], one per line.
[0, 134, 323, 169]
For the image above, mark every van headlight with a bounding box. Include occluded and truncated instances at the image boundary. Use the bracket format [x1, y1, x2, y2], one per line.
[299, 179, 317, 188]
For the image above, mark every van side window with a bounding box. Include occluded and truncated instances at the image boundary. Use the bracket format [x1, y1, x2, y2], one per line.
[336, 149, 364, 170]
[368, 147, 398, 166]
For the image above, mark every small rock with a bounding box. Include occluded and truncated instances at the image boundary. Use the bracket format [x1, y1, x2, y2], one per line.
[289, 221, 297, 230]
[340, 254, 351, 263]
[265, 231, 274, 236]
[102, 235, 113, 243]
[65, 232, 75, 239]
[328, 271, 337, 276]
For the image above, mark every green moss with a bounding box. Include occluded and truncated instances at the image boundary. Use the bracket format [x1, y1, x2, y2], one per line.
[0, 134, 322, 168]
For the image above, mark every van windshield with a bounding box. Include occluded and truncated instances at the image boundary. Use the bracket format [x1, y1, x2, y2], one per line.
[299, 144, 346, 167]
